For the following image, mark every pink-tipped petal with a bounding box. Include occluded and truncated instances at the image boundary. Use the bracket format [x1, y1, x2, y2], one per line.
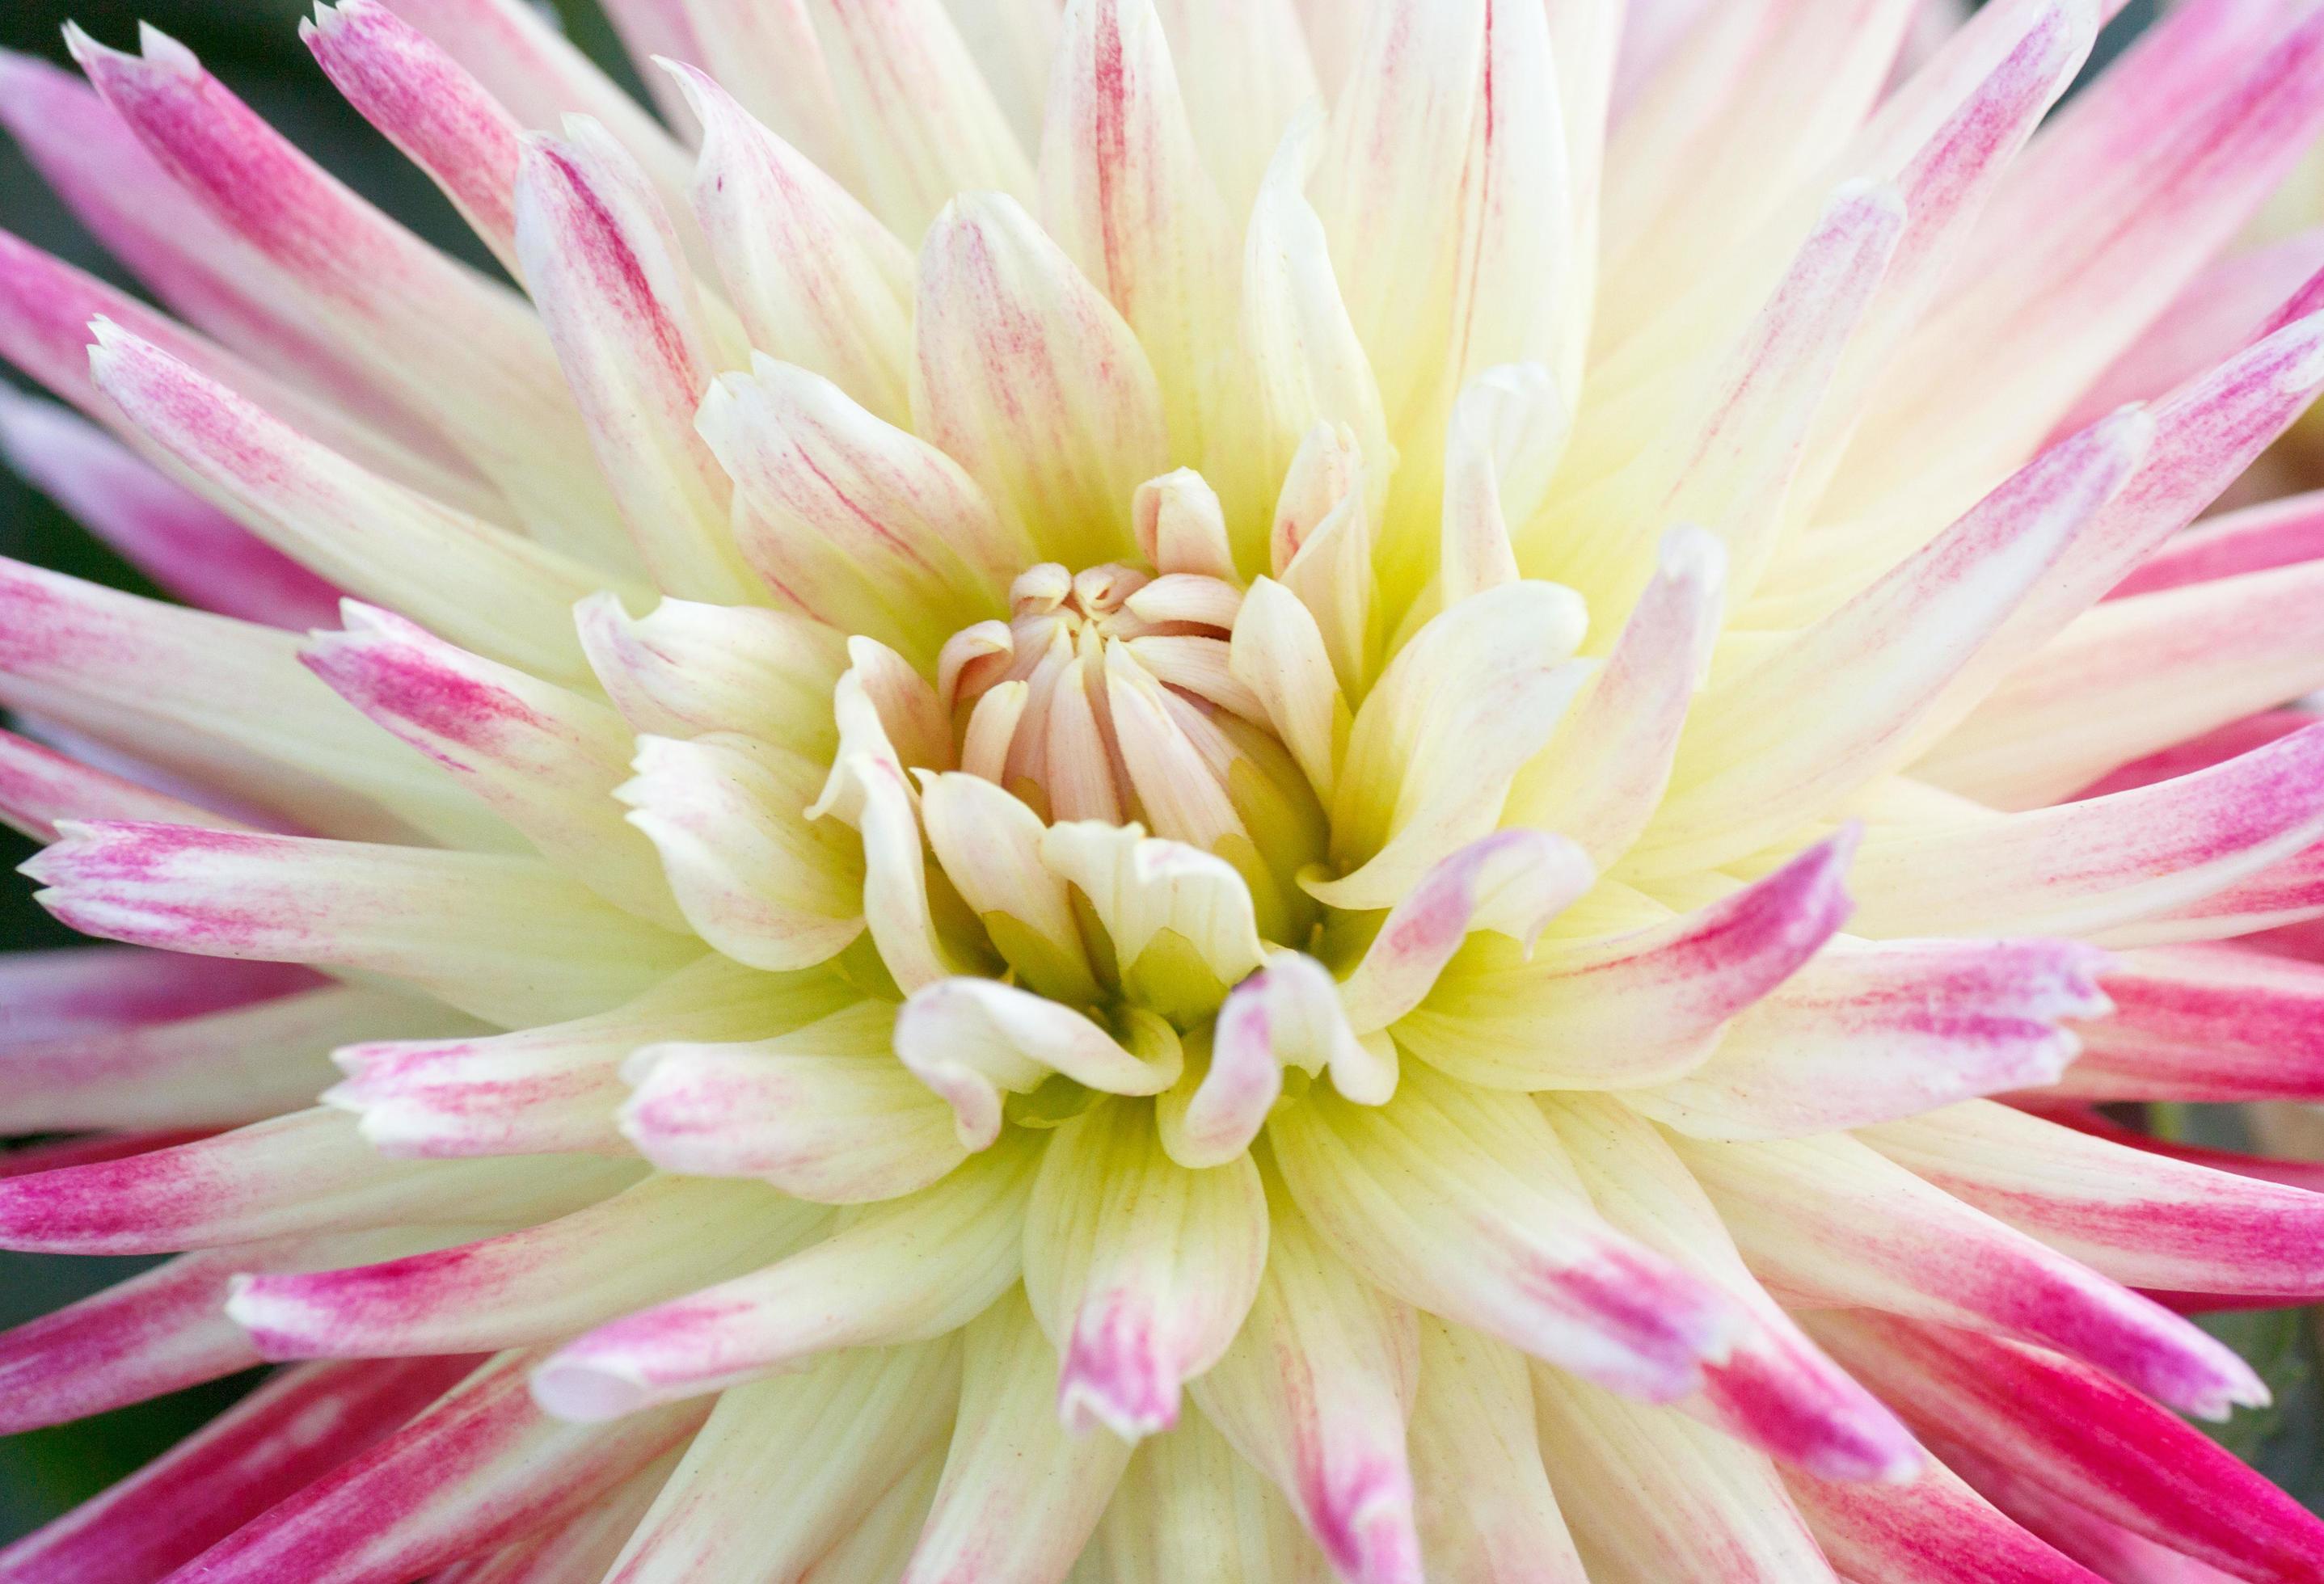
[1400, 828, 1856, 1089]
[1784, 1451, 2107, 1584]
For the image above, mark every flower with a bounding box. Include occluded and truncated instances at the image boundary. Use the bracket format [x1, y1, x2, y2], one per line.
[3, 0, 2324, 1577]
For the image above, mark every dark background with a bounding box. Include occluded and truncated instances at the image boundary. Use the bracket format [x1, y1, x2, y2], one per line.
[8, 0, 2300, 1550]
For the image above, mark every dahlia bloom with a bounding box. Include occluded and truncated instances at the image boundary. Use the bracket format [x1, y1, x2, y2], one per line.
[6, 0, 2324, 1577]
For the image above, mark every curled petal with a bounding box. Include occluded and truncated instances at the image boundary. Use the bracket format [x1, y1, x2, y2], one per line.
[896, 976, 1179, 1151]
[1161, 950, 1386, 1169]
[1040, 818, 1270, 989]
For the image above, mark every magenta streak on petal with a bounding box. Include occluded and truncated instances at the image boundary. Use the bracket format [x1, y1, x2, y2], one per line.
[1786, 1459, 2108, 1584]
[302, 636, 539, 763]
[2049, 945, 2324, 1102]
[2107, 491, 2324, 599]
[0, 943, 316, 1045]
[1301, 1453, 1424, 1584]
[2022, 1102, 2324, 1196]
[0, 392, 344, 630]
[1696, 1327, 1921, 1483]
[1057, 1289, 1177, 1437]
[1817, 1312, 2324, 1581]
[304, 1, 524, 251]
[2071, 709, 2315, 800]
[1504, 1238, 1735, 1402]
[529, 140, 696, 390]
[0, 1246, 263, 1434]
[0, 1356, 475, 1584]
[0, 1130, 214, 1179]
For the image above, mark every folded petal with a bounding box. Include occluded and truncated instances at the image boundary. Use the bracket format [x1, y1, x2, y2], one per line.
[0, 1107, 638, 1255]
[1189, 1169, 1424, 1584]
[1628, 937, 2111, 1140]
[1228, 575, 1349, 801]
[600, 1341, 958, 1584]
[1023, 1096, 1267, 1439]
[913, 192, 1170, 567]
[919, 770, 1103, 1002]
[1669, 1129, 2264, 1418]
[1862, 1098, 2324, 1300]
[533, 1131, 1040, 1419]
[1400, 832, 1854, 1089]
[700, 353, 1028, 665]
[1040, 818, 1270, 996]
[228, 1175, 826, 1359]
[303, 605, 681, 926]
[1269, 1064, 1738, 1401]
[900, 1288, 1132, 1584]
[618, 733, 865, 974]
[621, 1002, 968, 1201]
[664, 61, 912, 423]
[25, 821, 701, 1027]
[575, 592, 847, 753]
[895, 976, 1180, 1151]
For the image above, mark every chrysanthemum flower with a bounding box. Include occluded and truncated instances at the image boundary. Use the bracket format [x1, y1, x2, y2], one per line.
[6, 0, 2324, 1577]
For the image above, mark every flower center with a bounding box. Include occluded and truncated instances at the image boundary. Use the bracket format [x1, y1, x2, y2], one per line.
[937, 559, 1326, 946]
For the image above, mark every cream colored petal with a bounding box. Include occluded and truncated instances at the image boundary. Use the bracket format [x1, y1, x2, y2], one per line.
[1440, 364, 1569, 606]
[1409, 1316, 1588, 1584]
[1040, 819, 1270, 996]
[1023, 1097, 1268, 1440]
[1313, 581, 1590, 912]
[913, 192, 1171, 568]
[919, 771, 1101, 1002]
[1089, 1403, 1331, 1582]
[575, 591, 847, 755]
[618, 732, 864, 973]
[1133, 468, 1240, 582]
[903, 1289, 1132, 1584]
[1229, 575, 1348, 801]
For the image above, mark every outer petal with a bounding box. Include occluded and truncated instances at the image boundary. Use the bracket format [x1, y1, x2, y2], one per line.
[0, 389, 341, 630]
[70, 25, 630, 562]
[1861, 1099, 2324, 1300]
[1784, 1456, 2106, 1584]
[160, 1349, 704, 1584]
[0, 1358, 475, 1584]
[303, 605, 681, 927]
[328, 955, 850, 1158]
[1408, 1316, 1589, 1583]
[513, 122, 758, 602]
[2056, 945, 2324, 1101]
[1268, 1064, 1739, 1401]
[1669, 1129, 2265, 1418]
[900, 1290, 1132, 1584]
[1627, 938, 2111, 1140]
[1190, 1170, 1424, 1584]
[0, 1108, 638, 1256]
[88, 323, 619, 683]
[912, 192, 1170, 568]
[227, 1175, 827, 1359]
[599, 1341, 958, 1584]
[1023, 1097, 1268, 1439]
[1809, 1310, 2324, 1583]
[1089, 1403, 1331, 1582]
[24, 821, 700, 1027]
[620, 1002, 968, 1201]
[532, 1132, 1040, 1419]
[575, 592, 847, 752]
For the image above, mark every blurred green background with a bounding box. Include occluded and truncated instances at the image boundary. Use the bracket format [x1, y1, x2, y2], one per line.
[8, 0, 2305, 1555]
